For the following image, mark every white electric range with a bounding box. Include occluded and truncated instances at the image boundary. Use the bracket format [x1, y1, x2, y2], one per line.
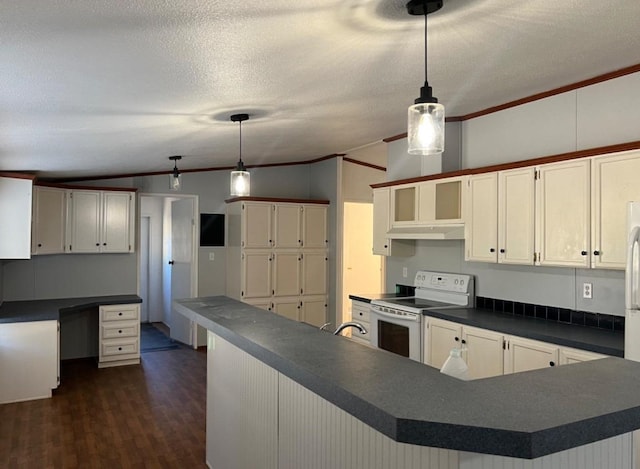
[369, 271, 474, 362]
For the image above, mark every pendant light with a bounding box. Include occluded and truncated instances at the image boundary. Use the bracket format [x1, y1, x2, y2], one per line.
[168, 155, 182, 191]
[407, 0, 445, 156]
[230, 113, 250, 197]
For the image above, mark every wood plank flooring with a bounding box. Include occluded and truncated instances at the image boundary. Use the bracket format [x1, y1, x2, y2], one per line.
[0, 346, 207, 468]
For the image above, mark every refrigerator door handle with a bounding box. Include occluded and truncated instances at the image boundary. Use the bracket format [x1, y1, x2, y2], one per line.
[626, 225, 640, 310]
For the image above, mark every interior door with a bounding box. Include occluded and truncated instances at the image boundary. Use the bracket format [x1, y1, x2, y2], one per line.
[170, 198, 196, 346]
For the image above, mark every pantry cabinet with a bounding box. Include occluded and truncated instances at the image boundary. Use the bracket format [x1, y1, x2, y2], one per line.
[31, 186, 67, 255]
[591, 150, 640, 269]
[227, 198, 329, 328]
[535, 159, 590, 267]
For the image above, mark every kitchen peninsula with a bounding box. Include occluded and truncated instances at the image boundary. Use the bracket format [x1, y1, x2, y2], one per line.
[175, 296, 640, 469]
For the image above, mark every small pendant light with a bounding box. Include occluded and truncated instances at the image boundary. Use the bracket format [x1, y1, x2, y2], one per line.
[168, 155, 182, 191]
[230, 113, 250, 197]
[407, 0, 445, 156]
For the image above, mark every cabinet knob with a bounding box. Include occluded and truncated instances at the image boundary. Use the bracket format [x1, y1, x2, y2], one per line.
[384, 244, 388, 249]
[118, 347, 123, 351]
[461, 339, 466, 345]
[103, 243, 107, 246]
[489, 248, 495, 253]
[38, 243, 42, 247]
[581, 251, 587, 256]
[499, 248, 505, 253]
[454, 337, 460, 342]
[96, 243, 100, 246]
[118, 330, 122, 334]
[593, 250, 600, 256]
[549, 361, 555, 367]
[118, 312, 123, 316]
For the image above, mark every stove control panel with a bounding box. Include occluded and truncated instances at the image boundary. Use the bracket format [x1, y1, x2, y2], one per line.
[414, 271, 472, 293]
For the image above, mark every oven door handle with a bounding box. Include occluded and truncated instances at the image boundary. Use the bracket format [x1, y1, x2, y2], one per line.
[370, 308, 420, 322]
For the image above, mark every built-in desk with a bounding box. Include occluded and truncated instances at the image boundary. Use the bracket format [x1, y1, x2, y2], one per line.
[0, 295, 142, 404]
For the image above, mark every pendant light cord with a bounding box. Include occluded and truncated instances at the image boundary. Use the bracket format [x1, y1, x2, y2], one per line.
[238, 120, 243, 164]
[424, 8, 428, 83]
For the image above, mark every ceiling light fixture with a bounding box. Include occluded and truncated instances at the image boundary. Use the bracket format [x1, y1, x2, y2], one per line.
[230, 113, 251, 197]
[168, 155, 182, 191]
[407, 0, 444, 156]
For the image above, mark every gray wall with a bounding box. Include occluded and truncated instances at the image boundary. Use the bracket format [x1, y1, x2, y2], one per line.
[0, 261, 3, 304]
[385, 72, 640, 317]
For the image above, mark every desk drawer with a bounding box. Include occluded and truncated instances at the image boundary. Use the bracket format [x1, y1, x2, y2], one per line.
[101, 338, 139, 358]
[101, 321, 138, 340]
[100, 304, 140, 322]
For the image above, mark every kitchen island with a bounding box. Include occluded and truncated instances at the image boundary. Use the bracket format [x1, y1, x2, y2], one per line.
[175, 295, 640, 469]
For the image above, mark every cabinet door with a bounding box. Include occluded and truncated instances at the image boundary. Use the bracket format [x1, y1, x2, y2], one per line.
[505, 336, 559, 374]
[242, 202, 272, 248]
[462, 326, 504, 379]
[273, 204, 301, 248]
[372, 189, 391, 256]
[32, 186, 67, 255]
[425, 318, 462, 370]
[241, 251, 272, 299]
[102, 192, 132, 253]
[301, 296, 327, 327]
[351, 300, 370, 324]
[536, 160, 590, 267]
[301, 251, 327, 296]
[68, 190, 101, 253]
[592, 150, 640, 269]
[559, 347, 606, 365]
[417, 181, 436, 223]
[302, 205, 327, 249]
[465, 173, 498, 262]
[0, 176, 32, 259]
[271, 297, 300, 321]
[498, 167, 535, 265]
[272, 252, 301, 297]
[243, 298, 272, 312]
[390, 185, 417, 226]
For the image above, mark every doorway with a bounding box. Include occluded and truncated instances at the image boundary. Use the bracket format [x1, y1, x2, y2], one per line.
[342, 202, 384, 323]
[138, 193, 199, 346]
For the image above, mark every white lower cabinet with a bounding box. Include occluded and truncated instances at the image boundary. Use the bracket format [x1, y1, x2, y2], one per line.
[349, 300, 371, 345]
[425, 318, 504, 379]
[98, 304, 140, 368]
[424, 317, 606, 378]
[0, 320, 59, 404]
[504, 336, 558, 374]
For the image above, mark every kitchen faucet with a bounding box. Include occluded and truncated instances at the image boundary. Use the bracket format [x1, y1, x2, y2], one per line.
[332, 321, 368, 336]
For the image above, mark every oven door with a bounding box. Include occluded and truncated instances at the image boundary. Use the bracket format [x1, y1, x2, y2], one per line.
[369, 307, 421, 362]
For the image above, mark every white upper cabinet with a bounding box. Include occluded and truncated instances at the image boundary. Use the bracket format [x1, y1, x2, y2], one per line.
[273, 204, 301, 249]
[418, 177, 465, 224]
[302, 204, 327, 248]
[499, 167, 535, 265]
[465, 173, 498, 262]
[242, 202, 273, 248]
[0, 176, 33, 259]
[535, 159, 590, 267]
[591, 150, 640, 269]
[32, 186, 67, 255]
[372, 188, 414, 257]
[68, 190, 135, 254]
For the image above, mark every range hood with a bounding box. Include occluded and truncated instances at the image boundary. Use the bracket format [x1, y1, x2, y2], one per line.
[386, 224, 465, 240]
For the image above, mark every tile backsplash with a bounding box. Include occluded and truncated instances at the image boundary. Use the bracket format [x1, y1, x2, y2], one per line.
[476, 296, 624, 333]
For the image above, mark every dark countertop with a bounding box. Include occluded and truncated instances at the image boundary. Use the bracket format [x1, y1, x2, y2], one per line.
[176, 295, 640, 459]
[0, 295, 142, 323]
[349, 293, 624, 357]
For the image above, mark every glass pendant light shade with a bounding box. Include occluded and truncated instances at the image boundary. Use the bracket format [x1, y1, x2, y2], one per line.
[407, 101, 445, 155]
[170, 172, 182, 191]
[230, 167, 250, 196]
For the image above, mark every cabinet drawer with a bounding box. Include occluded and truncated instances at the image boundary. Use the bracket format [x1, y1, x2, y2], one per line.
[352, 306, 370, 323]
[100, 304, 140, 322]
[101, 321, 138, 340]
[101, 338, 139, 358]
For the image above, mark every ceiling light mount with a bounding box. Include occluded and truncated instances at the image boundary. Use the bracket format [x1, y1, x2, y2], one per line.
[406, 0, 445, 156]
[230, 113, 251, 197]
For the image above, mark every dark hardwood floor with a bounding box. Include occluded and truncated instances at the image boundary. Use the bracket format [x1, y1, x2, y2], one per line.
[0, 345, 207, 468]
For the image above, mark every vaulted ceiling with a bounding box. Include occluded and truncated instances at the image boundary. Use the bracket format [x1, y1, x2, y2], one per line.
[2, 0, 640, 179]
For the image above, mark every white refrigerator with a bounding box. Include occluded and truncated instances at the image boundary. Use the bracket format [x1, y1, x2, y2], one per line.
[625, 201, 640, 361]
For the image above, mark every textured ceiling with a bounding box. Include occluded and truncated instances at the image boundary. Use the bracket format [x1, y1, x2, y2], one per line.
[2, 0, 640, 178]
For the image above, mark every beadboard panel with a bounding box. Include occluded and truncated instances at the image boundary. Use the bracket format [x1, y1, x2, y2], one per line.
[206, 331, 278, 469]
[278, 375, 459, 469]
[459, 432, 632, 469]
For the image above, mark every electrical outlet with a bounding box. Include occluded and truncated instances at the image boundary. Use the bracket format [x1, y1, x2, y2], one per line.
[209, 252, 215, 261]
[402, 267, 408, 278]
[583, 282, 592, 299]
